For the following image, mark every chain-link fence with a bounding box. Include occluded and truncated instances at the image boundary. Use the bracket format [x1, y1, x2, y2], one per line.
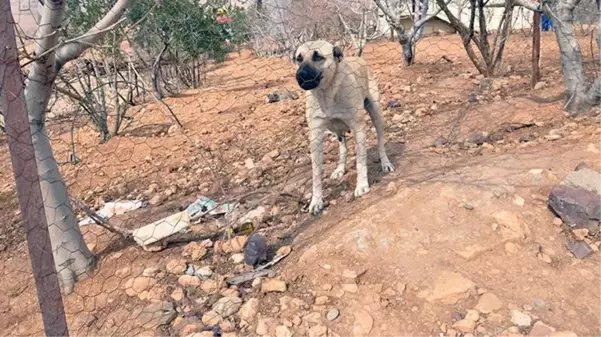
[1, 0, 599, 335]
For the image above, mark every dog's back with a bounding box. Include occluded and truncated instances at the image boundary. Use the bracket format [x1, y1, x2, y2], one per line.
[338, 56, 377, 99]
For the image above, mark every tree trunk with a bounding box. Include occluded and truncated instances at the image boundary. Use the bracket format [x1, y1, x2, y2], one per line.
[546, 0, 591, 113]
[25, 0, 96, 293]
[0, 0, 70, 334]
[597, 20, 601, 61]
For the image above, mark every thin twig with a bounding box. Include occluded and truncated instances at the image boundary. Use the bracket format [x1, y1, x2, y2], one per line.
[69, 196, 131, 237]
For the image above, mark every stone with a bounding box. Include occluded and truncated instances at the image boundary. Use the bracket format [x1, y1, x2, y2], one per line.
[419, 271, 475, 304]
[387, 99, 402, 109]
[218, 235, 248, 254]
[178, 275, 201, 287]
[277, 245, 292, 256]
[251, 278, 262, 289]
[276, 325, 292, 337]
[352, 309, 373, 336]
[514, 195, 526, 206]
[133, 301, 176, 329]
[314, 296, 329, 305]
[548, 185, 600, 233]
[262, 279, 287, 292]
[566, 241, 594, 259]
[202, 311, 221, 325]
[221, 288, 240, 298]
[189, 332, 214, 337]
[245, 158, 255, 170]
[510, 310, 532, 327]
[343, 284, 358, 293]
[195, 266, 213, 279]
[308, 324, 328, 337]
[212, 296, 243, 318]
[343, 269, 359, 279]
[243, 234, 267, 266]
[238, 298, 259, 322]
[201, 279, 223, 293]
[452, 319, 476, 333]
[182, 242, 208, 261]
[142, 267, 160, 277]
[303, 312, 323, 324]
[256, 318, 275, 335]
[537, 252, 552, 263]
[572, 228, 589, 241]
[230, 253, 245, 264]
[487, 313, 504, 324]
[446, 328, 458, 337]
[396, 282, 407, 295]
[505, 242, 519, 254]
[550, 331, 577, 337]
[529, 321, 556, 336]
[166, 259, 186, 274]
[433, 136, 448, 148]
[149, 194, 163, 206]
[386, 182, 398, 194]
[465, 309, 480, 322]
[180, 323, 204, 336]
[552, 218, 563, 226]
[326, 308, 340, 321]
[475, 292, 503, 313]
[171, 287, 184, 301]
[561, 167, 601, 195]
[263, 149, 280, 162]
[125, 277, 157, 297]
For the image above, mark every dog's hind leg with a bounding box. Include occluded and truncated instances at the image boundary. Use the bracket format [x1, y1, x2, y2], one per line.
[330, 135, 347, 179]
[364, 93, 395, 173]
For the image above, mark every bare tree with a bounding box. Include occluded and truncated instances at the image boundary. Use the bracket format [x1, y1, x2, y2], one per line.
[22, 0, 133, 293]
[544, 0, 601, 113]
[375, 0, 450, 65]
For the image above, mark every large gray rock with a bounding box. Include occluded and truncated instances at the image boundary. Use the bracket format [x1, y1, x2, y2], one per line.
[561, 167, 601, 195]
[548, 185, 600, 233]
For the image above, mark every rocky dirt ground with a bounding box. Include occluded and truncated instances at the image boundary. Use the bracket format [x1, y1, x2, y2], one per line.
[1, 33, 600, 337]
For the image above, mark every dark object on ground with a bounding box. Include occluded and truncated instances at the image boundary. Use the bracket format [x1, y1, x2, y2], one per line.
[548, 185, 601, 233]
[386, 99, 401, 109]
[244, 233, 268, 266]
[566, 241, 593, 259]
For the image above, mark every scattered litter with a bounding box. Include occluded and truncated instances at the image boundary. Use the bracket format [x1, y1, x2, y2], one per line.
[226, 269, 275, 285]
[239, 206, 267, 225]
[132, 211, 191, 247]
[78, 200, 145, 226]
[187, 197, 238, 220]
[184, 264, 195, 276]
[227, 240, 292, 285]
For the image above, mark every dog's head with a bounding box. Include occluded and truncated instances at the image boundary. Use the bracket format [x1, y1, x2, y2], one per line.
[293, 40, 343, 91]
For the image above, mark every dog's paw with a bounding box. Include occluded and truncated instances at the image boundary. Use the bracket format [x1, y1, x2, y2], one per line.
[354, 183, 370, 197]
[330, 166, 346, 179]
[381, 161, 395, 173]
[308, 196, 324, 215]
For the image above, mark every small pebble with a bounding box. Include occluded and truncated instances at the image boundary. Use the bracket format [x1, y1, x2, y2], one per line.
[326, 308, 340, 321]
[463, 203, 474, 210]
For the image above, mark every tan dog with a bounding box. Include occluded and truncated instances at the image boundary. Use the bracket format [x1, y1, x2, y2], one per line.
[293, 40, 395, 215]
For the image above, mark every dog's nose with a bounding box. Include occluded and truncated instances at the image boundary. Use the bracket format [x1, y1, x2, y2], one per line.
[296, 64, 321, 91]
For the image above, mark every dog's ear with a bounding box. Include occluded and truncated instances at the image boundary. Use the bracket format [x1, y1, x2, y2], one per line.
[333, 46, 343, 62]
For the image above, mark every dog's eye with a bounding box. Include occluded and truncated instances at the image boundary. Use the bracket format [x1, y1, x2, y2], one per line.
[312, 53, 324, 62]
[296, 55, 303, 63]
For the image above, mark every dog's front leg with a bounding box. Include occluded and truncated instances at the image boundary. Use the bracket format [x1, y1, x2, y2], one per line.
[354, 122, 370, 197]
[308, 123, 325, 215]
[330, 136, 347, 179]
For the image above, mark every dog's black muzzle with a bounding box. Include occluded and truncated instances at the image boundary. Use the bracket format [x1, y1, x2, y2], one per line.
[295, 64, 322, 91]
